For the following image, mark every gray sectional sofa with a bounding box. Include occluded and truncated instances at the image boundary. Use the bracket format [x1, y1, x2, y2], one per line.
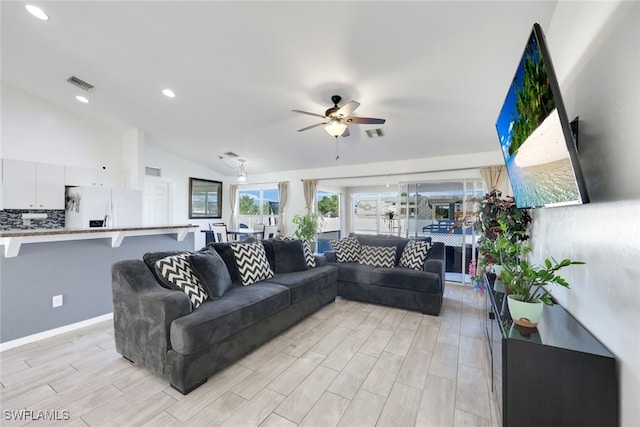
[111, 233, 446, 394]
[112, 238, 337, 394]
[325, 234, 446, 316]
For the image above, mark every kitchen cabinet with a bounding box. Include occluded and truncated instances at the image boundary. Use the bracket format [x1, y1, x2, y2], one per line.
[65, 166, 125, 188]
[1, 159, 65, 209]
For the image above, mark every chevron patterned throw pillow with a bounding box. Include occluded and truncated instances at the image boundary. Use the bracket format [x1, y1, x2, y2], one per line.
[330, 236, 361, 263]
[398, 240, 432, 270]
[155, 253, 208, 308]
[359, 245, 397, 268]
[231, 241, 274, 286]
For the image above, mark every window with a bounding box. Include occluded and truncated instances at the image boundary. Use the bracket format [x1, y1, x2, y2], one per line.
[352, 191, 400, 235]
[238, 188, 279, 227]
[317, 190, 339, 231]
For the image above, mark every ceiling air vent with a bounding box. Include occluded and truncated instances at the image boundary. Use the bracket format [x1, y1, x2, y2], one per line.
[366, 128, 385, 138]
[222, 152, 239, 158]
[67, 76, 95, 92]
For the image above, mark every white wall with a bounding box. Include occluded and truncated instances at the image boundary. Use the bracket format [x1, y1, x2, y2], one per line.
[1, 85, 124, 171]
[537, 3, 639, 426]
[144, 144, 225, 250]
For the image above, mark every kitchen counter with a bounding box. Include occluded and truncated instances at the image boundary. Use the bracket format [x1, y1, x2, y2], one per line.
[0, 224, 199, 257]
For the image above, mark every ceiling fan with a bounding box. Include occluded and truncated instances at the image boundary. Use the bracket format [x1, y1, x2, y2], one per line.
[292, 95, 386, 138]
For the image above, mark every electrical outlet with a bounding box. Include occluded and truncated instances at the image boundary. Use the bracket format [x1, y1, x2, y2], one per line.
[52, 295, 63, 308]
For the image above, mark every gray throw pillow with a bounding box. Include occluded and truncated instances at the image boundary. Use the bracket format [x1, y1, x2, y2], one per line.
[271, 239, 308, 273]
[189, 250, 233, 299]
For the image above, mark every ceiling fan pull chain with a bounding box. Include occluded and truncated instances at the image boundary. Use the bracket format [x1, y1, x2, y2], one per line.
[335, 138, 340, 161]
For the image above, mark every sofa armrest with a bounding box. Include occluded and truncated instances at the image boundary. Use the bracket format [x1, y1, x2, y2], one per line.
[423, 242, 446, 294]
[324, 251, 337, 263]
[112, 260, 191, 376]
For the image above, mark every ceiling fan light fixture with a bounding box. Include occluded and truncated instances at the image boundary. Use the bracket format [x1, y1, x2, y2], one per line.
[237, 162, 247, 183]
[325, 120, 347, 137]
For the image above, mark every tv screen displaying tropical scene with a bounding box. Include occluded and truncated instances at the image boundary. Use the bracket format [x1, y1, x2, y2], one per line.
[495, 26, 582, 208]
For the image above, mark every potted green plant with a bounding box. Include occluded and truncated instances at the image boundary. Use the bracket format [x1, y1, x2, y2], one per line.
[478, 190, 532, 243]
[292, 209, 321, 251]
[476, 191, 531, 290]
[501, 256, 585, 328]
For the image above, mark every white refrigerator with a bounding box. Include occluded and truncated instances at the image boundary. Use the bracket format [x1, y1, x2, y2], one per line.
[65, 186, 142, 228]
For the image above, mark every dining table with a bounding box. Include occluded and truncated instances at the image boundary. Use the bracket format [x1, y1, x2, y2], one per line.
[201, 228, 264, 244]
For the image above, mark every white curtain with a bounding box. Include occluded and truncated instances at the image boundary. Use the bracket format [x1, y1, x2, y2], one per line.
[480, 166, 505, 191]
[229, 184, 238, 229]
[277, 181, 289, 235]
[302, 179, 317, 212]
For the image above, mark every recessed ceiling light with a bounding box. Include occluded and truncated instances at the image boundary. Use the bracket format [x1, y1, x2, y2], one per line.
[75, 96, 89, 104]
[162, 89, 176, 98]
[25, 5, 49, 21]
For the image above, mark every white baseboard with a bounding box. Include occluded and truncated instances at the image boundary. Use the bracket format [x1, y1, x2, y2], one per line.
[0, 313, 114, 352]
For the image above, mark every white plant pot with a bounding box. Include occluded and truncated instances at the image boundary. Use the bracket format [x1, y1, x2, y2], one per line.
[507, 294, 543, 328]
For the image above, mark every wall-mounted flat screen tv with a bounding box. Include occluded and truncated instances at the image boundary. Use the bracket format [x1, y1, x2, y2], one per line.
[495, 23, 589, 208]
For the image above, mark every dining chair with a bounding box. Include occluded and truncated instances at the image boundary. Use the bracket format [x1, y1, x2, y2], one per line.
[211, 224, 229, 243]
[263, 225, 278, 239]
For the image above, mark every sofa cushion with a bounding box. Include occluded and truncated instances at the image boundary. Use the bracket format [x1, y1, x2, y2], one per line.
[331, 236, 361, 262]
[399, 240, 432, 270]
[169, 282, 290, 354]
[155, 253, 208, 308]
[231, 241, 274, 286]
[270, 239, 308, 273]
[335, 262, 376, 284]
[267, 265, 337, 304]
[370, 266, 441, 293]
[143, 250, 191, 289]
[358, 245, 396, 268]
[281, 237, 316, 268]
[188, 251, 233, 300]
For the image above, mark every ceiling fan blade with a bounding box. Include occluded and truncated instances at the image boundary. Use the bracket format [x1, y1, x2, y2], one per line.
[341, 127, 350, 137]
[346, 117, 386, 125]
[336, 101, 360, 117]
[297, 122, 327, 132]
[292, 109, 326, 119]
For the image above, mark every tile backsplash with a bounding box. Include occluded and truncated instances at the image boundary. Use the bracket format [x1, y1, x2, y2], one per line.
[0, 209, 65, 230]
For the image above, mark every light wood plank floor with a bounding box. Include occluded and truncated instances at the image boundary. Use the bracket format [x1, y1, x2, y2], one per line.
[0, 283, 501, 426]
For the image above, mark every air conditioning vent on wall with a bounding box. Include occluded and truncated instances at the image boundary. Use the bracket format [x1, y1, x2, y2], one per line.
[145, 167, 161, 177]
[67, 76, 95, 91]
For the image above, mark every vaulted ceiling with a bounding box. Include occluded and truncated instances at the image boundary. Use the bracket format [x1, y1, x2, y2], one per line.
[1, 1, 558, 175]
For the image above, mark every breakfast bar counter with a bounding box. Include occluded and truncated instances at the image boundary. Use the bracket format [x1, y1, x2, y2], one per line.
[1, 224, 199, 346]
[0, 224, 199, 258]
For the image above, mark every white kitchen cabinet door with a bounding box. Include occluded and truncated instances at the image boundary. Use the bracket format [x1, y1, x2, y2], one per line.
[65, 166, 125, 188]
[35, 163, 65, 209]
[2, 159, 36, 209]
[97, 169, 125, 188]
[65, 166, 99, 187]
[0, 160, 64, 209]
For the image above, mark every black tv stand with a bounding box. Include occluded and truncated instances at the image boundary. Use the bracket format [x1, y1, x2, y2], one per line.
[482, 273, 618, 427]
